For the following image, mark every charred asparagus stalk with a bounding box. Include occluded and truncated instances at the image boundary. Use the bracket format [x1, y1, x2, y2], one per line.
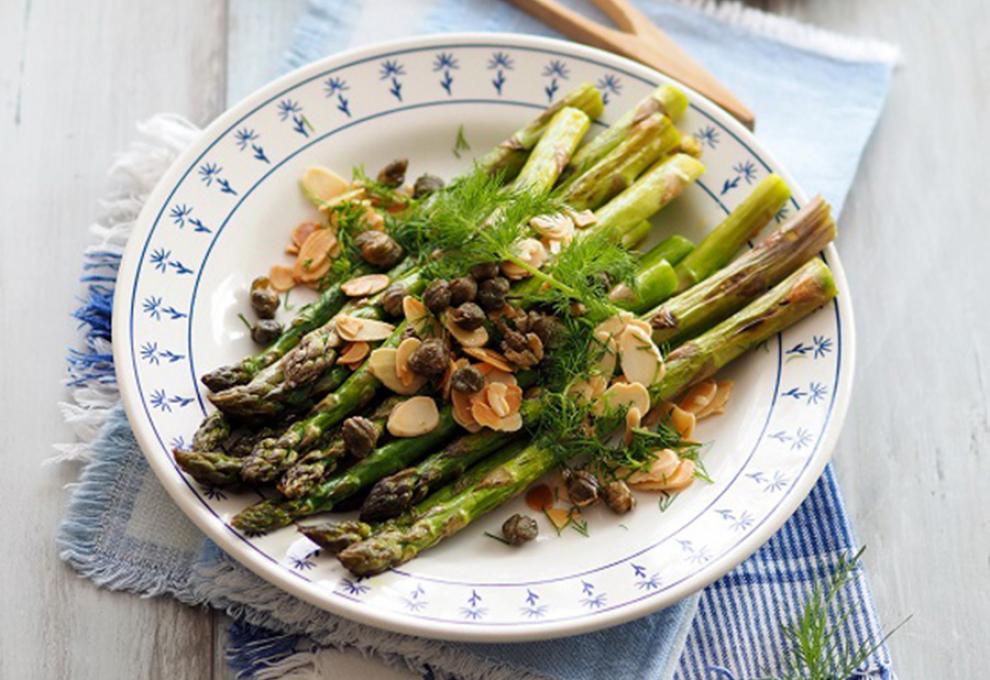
[337, 258, 839, 576]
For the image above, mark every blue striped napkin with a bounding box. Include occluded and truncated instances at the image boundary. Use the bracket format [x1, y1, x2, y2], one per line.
[57, 2, 898, 678]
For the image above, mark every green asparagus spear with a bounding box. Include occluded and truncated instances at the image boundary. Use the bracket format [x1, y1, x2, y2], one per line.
[562, 85, 689, 183]
[649, 195, 835, 347]
[232, 404, 461, 534]
[638, 234, 695, 270]
[337, 258, 838, 576]
[477, 83, 604, 179]
[277, 397, 401, 498]
[358, 401, 539, 522]
[674, 174, 791, 291]
[509, 107, 591, 194]
[557, 113, 681, 210]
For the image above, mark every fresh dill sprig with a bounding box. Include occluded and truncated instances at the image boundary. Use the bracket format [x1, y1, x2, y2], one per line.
[758, 548, 908, 680]
[452, 124, 471, 159]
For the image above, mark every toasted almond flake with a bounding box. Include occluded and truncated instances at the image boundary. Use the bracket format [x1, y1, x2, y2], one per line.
[295, 256, 332, 284]
[544, 507, 573, 531]
[387, 396, 440, 437]
[438, 358, 459, 400]
[619, 324, 665, 386]
[403, 296, 438, 337]
[285, 243, 300, 256]
[492, 411, 523, 432]
[697, 380, 733, 419]
[597, 381, 650, 417]
[395, 337, 422, 387]
[625, 318, 654, 337]
[503, 383, 523, 414]
[475, 364, 518, 386]
[471, 398, 502, 429]
[335, 314, 395, 342]
[443, 311, 489, 348]
[367, 347, 427, 395]
[608, 283, 636, 304]
[337, 341, 370, 366]
[530, 213, 575, 240]
[295, 228, 338, 281]
[318, 187, 367, 212]
[624, 407, 642, 445]
[292, 221, 321, 248]
[485, 382, 511, 417]
[501, 238, 548, 280]
[462, 346, 514, 372]
[593, 329, 618, 379]
[269, 265, 296, 292]
[669, 404, 696, 439]
[452, 389, 482, 432]
[594, 314, 626, 340]
[677, 380, 718, 414]
[628, 449, 680, 487]
[301, 166, 350, 206]
[567, 208, 597, 229]
[664, 460, 696, 492]
[363, 205, 386, 231]
[342, 273, 390, 297]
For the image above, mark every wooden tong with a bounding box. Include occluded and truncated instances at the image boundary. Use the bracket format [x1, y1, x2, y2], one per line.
[510, 0, 755, 129]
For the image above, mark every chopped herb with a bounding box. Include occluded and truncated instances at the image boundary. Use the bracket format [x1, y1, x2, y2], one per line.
[282, 288, 295, 311]
[618, 523, 629, 531]
[452, 124, 471, 158]
[570, 518, 590, 537]
[236, 313, 252, 331]
[657, 491, 676, 513]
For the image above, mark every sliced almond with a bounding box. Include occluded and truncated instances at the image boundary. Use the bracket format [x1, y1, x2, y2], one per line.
[300, 166, 350, 206]
[362, 205, 386, 231]
[628, 449, 680, 487]
[669, 404, 696, 439]
[335, 314, 395, 342]
[452, 388, 482, 432]
[368, 347, 427, 395]
[625, 318, 654, 337]
[501, 238, 548, 280]
[619, 324, 665, 386]
[395, 337, 422, 387]
[292, 221, 321, 248]
[318, 187, 367, 213]
[677, 380, 718, 415]
[295, 228, 338, 282]
[596, 381, 650, 417]
[594, 314, 627, 340]
[475, 364, 518, 386]
[269, 264, 296, 292]
[568, 374, 608, 403]
[342, 273, 390, 298]
[485, 382, 511, 417]
[462, 346, 513, 372]
[530, 213, 575, 240]
[566, 208, 597, 229]
[443, 311, 489, 348]
[503, 383, 523, 414]
[471, 398, 502, 429]
[285, 243, 300, 256]
[492, 411, 523, 432]
[697, 380, 733, 419]
[337, 341, 370, 366]
[295, 256, 332, 284]
[624, 406, 642, 446]
[403, 296, 438, 337]
[440, 358, 468, 400]
[664, 460, 696, 492]
[387, 396, 440, 437]
[608, 283, 636, 305]
[593, 329, 618, 379]
[544, 507, 574, 531]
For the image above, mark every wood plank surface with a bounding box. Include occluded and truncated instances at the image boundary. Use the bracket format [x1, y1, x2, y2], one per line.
[1, 1, 986, 678]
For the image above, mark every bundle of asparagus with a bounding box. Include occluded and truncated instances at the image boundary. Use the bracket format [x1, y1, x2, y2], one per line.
[174, 82, 839, 578]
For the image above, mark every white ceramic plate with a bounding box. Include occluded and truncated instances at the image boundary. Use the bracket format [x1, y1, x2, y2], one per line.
[113, 33, 854, 642]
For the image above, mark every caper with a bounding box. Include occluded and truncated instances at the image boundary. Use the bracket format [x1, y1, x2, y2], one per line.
[529, 313, 564, 349]
[451, 365, 485, 394]
[354, 230, 404, 268]
[376, 158, 408, 188]
[502, 513, 538, 545]
[408, 338, 449, 377]
[449, 276, 477, 306]
[469, 262, 500, 281]
[251, 319, 283, 345]
[476, 276, 509, 311]
[451, 302, 485, 331]
[412, 173, 444, 198]
[423, 279, 452, 314]
[381, 283, 407, 318]
[249, 276, 280, 319]
[565, 469, 600, 508]
[341, 416, 379, 459]
[602, 479, 636, 514]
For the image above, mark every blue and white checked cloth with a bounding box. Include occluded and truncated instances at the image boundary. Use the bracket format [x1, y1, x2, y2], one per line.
[58, 2, 898, 678]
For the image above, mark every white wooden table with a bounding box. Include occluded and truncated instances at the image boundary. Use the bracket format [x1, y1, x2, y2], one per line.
[2, 1, 987, 677]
